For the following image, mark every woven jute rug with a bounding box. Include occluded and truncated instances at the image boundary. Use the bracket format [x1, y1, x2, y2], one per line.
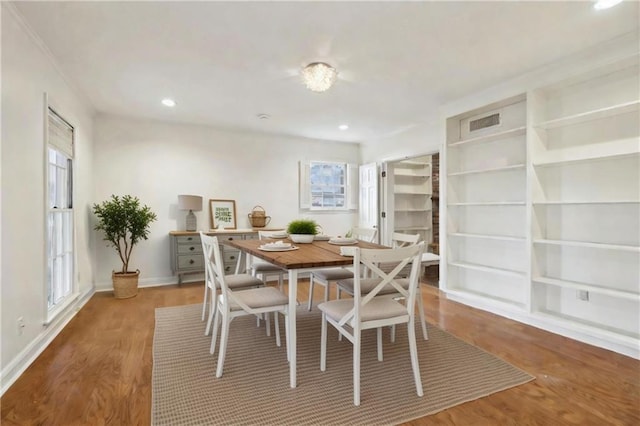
[152, 304, 533, 425]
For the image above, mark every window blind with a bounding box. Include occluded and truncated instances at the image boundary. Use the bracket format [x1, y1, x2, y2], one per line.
[48, 108, 74, 157]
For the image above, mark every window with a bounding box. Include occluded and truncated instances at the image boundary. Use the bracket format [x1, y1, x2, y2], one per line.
[299, 161, 358, 211]
[47, 108, 74, 314]
[310, 161, 346, 209]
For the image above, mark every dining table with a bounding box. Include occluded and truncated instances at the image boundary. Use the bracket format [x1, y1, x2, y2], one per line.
[225, 237, 385, 388]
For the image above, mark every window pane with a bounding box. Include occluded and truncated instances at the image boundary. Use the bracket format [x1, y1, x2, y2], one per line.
[309, 162, 347, 210]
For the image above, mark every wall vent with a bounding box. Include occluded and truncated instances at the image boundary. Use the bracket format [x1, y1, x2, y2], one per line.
[470, 113, 500, 132]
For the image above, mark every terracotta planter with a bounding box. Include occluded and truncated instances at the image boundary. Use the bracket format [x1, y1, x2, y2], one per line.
[112, 270, 140, 299]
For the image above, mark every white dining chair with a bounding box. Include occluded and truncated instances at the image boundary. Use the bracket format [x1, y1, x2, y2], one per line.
[203, 234, 290, 378]
[319, 242, 425, 406]
[307, 227, 377, 310]
[335, 232, 429, 341]
[200, 232, 265, 336]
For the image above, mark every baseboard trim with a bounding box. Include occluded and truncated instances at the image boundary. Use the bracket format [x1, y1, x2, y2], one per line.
[1, 286, 95, 396]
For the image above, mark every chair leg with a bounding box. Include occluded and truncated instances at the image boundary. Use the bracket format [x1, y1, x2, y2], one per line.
[278, 273, 284, 292]
[210, 306, 221, 355]
[202, 283, 209, 321]
[408, 318, 424, 397]
[390, 324, 396, 343]
[417, 286, 429, 340]
[265, 312, 271, 337]
[320, 313, 327, 371]
[274, 312, 281, 347]
[377, 328, 383, 361]
[205, 291, 217, 336]
[353, 327, 361, 406]
[216, 311, 231, 378]
[307, 275, 315, 311]
[323, 281, 330, 303]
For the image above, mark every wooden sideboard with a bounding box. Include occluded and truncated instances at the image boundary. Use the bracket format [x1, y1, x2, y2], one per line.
[169, 229, 282, 284]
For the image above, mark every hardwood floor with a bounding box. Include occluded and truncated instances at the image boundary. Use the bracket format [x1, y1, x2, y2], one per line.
[1, 279, 638, 425]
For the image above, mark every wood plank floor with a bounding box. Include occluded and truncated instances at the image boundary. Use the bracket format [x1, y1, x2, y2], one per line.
[1, 279, 639, 425]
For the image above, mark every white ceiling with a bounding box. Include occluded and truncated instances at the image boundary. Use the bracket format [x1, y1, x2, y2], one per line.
[11, 1, 639, 143]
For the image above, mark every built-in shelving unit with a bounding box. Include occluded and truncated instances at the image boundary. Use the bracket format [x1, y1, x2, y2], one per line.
[441, 47, 640, 359]
[382, 155, 434, 245]
[529, 54, 640, 348]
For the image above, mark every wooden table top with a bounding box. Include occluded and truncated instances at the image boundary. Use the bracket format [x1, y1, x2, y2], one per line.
[226, 238, 385, 270]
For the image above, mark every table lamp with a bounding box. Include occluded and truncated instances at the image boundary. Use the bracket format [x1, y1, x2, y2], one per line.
[178, 195, 203, 231]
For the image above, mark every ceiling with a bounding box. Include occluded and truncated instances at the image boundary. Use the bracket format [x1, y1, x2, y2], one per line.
[11, 1, 639, 143]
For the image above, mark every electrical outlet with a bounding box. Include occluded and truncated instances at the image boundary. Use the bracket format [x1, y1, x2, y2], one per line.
[577, 290, 589, 301]
[17, 317, 25, 335]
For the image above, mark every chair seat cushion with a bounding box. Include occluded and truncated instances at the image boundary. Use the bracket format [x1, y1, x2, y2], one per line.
[312, 268, 354, 282]
[226, 273, 264, 289]
[337, 278, 411, 296]
[318, 298, 407, 323]
[229, 286, 289, 310]
[421, 252, 440, 264]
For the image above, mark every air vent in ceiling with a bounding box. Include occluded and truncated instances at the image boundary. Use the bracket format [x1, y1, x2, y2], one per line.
[470, 113, 500, 132]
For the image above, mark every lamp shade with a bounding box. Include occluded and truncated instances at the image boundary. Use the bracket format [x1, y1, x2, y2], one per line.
[178, 195, 202, 211]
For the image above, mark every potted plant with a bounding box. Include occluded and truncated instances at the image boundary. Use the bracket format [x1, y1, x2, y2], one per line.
[286, 219, 318, 243]
[93, 195, 157, 298]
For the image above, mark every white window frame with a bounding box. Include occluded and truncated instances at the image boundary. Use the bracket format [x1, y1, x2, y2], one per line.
[45, 104, 77, 324]
[299, 160, 358, 211]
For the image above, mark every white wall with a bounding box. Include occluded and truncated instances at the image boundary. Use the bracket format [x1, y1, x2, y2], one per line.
[92, 115, 360, 289]
[360, 117, 442, 164]
[1, 4, 95, 391]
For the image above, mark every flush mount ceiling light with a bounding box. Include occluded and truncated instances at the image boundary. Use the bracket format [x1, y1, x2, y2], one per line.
[339, 124, 349, 130]
[593, 0, 623, 10]
[161, 98, 176, 107]
[301, 62, 338, 93]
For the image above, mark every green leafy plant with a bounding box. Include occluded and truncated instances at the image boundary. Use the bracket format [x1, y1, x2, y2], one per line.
[93, 195, 157, 274]
[286, 219, 319, 235]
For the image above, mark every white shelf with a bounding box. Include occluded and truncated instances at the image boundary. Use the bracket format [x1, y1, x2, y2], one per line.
[394, 190, 431, 195]
[448, 163, 525, 177]
[445, 288, 527, 311]
[400, 160, 430, 167]
[448, 126, 526, 148]
[448, 201, 526, 206]
[395, 170, 430, 177]
[449, 232, 525, 242]
[535, 100, 640, 130]
[532, 276, 640, 302]
[533, 200, 639, 205]
[394, 208, 431, 212]
[533, 311, 639, 343]
[449, 261, 525, 278]
[395, 226, 431, 231]
[533, 239, 640, 252]
[533, 137, 639, 167]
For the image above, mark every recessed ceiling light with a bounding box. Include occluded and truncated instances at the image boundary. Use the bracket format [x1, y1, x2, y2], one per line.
[257, 113, 270, 120]
[161, 98, 176, 107]
[593, 0, 623, 10]
[339, 124, 349, 130]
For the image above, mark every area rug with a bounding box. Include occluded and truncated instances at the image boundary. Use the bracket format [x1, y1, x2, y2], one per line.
[152, 304, 533, 425]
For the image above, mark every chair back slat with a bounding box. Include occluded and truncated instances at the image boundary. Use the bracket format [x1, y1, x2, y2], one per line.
[338, 242, 425, 327]
[351, 227, 378, 243]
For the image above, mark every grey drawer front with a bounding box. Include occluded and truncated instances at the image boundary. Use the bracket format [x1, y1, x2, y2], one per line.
[217, 234, 240, 242]
[177, 244, 202, 255]
[178, 255, 204, 269]
[223, 250, 239, 264]
[176, 235, 201, 244]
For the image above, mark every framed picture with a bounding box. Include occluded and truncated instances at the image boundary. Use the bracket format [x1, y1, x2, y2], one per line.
[209, 199, 237, 230]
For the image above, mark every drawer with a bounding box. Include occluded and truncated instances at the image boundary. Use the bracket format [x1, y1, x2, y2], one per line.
[177, 254, 204, 270]
[223, 249, 239, 264]
[177, 243, 202, 255]
[244, 233, 259, 240]
[223, 263, 235, 274]
[217, 234, 240, 243]
[176, 235, 201, 244]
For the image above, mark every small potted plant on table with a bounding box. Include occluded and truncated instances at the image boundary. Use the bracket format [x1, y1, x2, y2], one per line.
[286, 219, 318, 243]
[93, 195, 157, 298]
